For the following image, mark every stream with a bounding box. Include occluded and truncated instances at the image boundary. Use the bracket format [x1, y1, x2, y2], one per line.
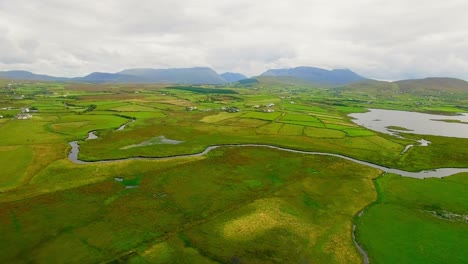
[68, 142, 468, 179]
[117, 119, 135, 131]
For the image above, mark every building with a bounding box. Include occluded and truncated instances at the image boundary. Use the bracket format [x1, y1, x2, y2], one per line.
[186, 106, 198, 111]
[16, 114, 33, 120]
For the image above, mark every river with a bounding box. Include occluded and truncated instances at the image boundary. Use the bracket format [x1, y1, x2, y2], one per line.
[68, 142, 468, 179]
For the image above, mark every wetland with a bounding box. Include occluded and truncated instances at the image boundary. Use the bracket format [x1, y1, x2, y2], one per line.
[1, 79, 467, 264]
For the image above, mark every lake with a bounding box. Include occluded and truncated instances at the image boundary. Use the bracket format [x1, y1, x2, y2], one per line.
[349, 109, 468, 139]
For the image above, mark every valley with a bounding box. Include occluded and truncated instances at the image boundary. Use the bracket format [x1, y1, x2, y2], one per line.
[0, 76, 467, 264]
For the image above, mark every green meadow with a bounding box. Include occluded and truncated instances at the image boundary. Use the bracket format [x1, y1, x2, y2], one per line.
[0, 80, 467, 263]
[356, 173, 468, 263]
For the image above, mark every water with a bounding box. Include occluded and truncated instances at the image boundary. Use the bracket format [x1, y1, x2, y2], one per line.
[68, 142, 468, 179]
[120, 136, 183, 150]
[86, 131, 98, 140]
[117, 119, 135, 131]
[353, 224, 369, 264]
[349, 109, 468, 138]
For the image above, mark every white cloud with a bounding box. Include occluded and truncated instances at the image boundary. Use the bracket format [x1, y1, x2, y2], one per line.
[0, 0, 467, 80]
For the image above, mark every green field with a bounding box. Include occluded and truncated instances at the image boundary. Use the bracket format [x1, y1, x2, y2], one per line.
[241, 111, 282, 121]
[0, 80, 467, 263]
[0, 147, 380, 263]
[356, 173, 468, 263]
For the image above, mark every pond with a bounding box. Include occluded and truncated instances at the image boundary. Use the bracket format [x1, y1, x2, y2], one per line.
[86, 131, 98, 140]
[349, 109, 468, 139]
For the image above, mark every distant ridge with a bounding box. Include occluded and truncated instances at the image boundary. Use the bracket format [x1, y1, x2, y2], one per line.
[220, 72, 247, 83]
[0, 67, 229, 84]
[0, 70, 67, 82]
[260, 66, 366, 86]
[118, 67, 227, 84]
[340, 77, 468, 95]
[394, 77, 468, 92]
[1, 68, 467, 91]
[74, 72, 142, 83]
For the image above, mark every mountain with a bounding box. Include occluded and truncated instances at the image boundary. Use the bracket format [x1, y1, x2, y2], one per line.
[394, 78, 468, 93]
[260, 66, 366, 86]
[73, 72, 142, 83]
[254, 76, 322, 87]
[220, 72, 247, 83]
[339, 77, 468, 97]
[0, 70, 66, 82]
[118, 67, 227, 84]
[0, 67, 228, 84]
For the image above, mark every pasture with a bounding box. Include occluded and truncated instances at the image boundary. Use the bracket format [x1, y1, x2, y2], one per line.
[0, 80, 467, 263]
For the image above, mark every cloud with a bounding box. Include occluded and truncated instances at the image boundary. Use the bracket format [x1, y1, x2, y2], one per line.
[0, 0, 467, 80]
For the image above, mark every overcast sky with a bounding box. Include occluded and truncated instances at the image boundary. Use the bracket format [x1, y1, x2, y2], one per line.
[1, 0, 467, 80]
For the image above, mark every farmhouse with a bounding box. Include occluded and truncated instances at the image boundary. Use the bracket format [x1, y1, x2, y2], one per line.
[16, 114, 33, 120]
[185, 106, 198, 111]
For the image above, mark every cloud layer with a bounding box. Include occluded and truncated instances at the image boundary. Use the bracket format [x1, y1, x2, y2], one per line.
[1, 0, 467, 80]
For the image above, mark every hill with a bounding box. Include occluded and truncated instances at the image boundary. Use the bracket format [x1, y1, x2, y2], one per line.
[220, 72, 247, 82]
[0, 67, 228, 84]
[260, 66, 366, 86]
[0, 70, 65, 82]
[254, 76, 321, 87]
[73, 72, 143, 83]
[342, 78, 468, 95]
[118, 67, 227, 84]
[394, 78, 468, 93]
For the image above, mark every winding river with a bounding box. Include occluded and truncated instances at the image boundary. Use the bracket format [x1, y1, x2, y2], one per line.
[68, 141, 468, 179]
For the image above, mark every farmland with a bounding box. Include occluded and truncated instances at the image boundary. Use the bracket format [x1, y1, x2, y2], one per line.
[0, 79, 467, 263]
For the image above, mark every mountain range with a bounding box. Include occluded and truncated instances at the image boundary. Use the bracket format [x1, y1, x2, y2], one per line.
[1, 67, 468, 91]
[0, 67, 246, 85]
[0, 66, 365, 85]
[261, 66, 366, 86]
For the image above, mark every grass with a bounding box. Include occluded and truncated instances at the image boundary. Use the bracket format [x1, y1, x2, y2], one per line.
[1, 80, 468, 263]
[170, 86, 238, 94]
[279, 119, 325, 127]
[0, 147, 381, 264]
[0, 119, 65, 145]
[110, 104, 160, 112]
[50, 114, 128, 137]
[200, 112, 242, 123]
[241, 111, 282, 121]
[256, 123, 284, 134]
[281, 103, 329, 113]
[394, 134, 468, 171]
[280, 113, 321, 123]
[356, 173, 468, 264]
[343, 128, 376, 137]
[278, 124, 304, 136]
[386, 125, 414, 131]
[0, 145, 32, 190]
[304, 127, 346, 138]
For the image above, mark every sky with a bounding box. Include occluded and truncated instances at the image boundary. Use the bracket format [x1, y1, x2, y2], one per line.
[0, 0, 467, 80]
